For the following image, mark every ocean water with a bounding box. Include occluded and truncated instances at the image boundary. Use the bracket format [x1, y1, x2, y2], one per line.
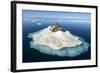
[22, 19, 91, 63]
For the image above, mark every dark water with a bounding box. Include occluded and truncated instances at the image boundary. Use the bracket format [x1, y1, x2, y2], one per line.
[22, 20, 91, 63]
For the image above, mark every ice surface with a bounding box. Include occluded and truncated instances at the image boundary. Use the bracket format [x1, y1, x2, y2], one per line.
[28, 25, 89, 57]
[29, 26, 82, 50]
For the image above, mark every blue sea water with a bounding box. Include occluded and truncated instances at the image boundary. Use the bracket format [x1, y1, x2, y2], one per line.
[22, 19, 91, 63]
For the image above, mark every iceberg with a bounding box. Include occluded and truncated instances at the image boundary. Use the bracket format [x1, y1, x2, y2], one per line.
[28, 23, 89, 57]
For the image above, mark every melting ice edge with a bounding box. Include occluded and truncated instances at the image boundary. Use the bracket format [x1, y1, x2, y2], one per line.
[28, 24, 89, 57]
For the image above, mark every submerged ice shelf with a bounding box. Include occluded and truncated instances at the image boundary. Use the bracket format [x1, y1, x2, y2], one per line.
[28, 23, 89, 57]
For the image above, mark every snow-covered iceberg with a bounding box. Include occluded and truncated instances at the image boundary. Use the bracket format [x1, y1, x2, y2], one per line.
[28, 23, 89, 57]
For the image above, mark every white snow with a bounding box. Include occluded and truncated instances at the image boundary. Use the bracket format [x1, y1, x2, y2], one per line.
[32, 26, 82, 50]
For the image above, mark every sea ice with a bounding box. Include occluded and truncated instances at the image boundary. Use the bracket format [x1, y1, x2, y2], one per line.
[28, 24, 89, 57]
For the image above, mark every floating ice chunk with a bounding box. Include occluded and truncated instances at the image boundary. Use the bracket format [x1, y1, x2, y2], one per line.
[29, 26, 82, 50]
[28, 24, 89, 57]
[37, 22, 42, 25]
